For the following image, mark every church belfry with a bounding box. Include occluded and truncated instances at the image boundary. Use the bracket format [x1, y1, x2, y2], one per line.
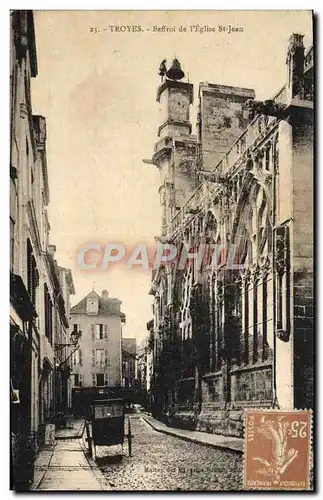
[151, 58, 197, 235]
[156, 58, 194, 139]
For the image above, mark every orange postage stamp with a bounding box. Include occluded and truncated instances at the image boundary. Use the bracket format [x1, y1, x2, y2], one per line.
[243, 410, 312, 491]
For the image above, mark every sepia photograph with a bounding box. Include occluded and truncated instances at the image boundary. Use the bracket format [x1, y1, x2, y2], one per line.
[9, 9, 314, 491]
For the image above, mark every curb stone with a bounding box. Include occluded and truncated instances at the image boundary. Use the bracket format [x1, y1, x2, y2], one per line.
[142, 415, 243, 454]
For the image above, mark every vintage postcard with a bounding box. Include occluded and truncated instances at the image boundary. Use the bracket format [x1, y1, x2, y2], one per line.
[10, 10, 314, 491]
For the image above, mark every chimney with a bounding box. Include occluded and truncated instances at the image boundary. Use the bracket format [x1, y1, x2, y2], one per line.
[102, 289, 109, 301]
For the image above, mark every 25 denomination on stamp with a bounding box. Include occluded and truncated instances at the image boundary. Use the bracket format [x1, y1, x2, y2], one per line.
[243, 410, 312, 491]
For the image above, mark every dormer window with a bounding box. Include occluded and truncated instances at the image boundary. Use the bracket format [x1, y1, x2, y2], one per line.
[87, 298, 98, 315]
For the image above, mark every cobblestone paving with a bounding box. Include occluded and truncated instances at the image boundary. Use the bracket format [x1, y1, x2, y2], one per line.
[92, 416, 243, 491]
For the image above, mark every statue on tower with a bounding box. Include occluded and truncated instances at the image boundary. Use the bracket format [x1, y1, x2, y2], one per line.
[158, 59, 167, 81]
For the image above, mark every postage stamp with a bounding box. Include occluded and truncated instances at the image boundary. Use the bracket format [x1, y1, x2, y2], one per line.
[243, 409, 312, 491]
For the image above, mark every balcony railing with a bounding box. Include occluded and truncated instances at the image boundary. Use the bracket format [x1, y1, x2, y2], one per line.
[168, 112, 278, 238]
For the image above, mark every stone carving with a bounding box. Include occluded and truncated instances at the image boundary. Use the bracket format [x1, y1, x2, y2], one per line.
[275, 225, 289, 275]
[246, 99, 287, 121]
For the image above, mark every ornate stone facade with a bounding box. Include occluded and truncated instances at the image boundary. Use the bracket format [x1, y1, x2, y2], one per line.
[149, 34, 314, 436]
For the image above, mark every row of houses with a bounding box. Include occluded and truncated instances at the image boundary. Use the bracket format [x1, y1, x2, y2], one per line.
[147, 34, 314, 433]
[10, 11, 77, 489]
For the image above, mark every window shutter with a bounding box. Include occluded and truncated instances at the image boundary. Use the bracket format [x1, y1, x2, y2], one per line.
[79, 349, 82, 366]
[105, 349, 109, 366]
[92, 374, 96, 386]
[104, 325, 108, 339]
[92, 349, 95, 366]
[91, 324, 95, 341]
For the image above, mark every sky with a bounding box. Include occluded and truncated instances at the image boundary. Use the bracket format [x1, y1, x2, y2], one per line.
[30, 10, 313, 343]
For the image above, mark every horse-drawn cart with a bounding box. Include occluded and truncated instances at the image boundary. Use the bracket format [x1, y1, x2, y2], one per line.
[85, 398, 132, 459]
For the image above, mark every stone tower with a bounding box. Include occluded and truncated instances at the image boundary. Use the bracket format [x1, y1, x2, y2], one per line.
[197, 82, 255, 171]
[152, 59, 197, 235]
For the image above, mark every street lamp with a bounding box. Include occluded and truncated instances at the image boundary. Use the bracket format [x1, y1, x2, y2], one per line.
[54, 326, 82, 351]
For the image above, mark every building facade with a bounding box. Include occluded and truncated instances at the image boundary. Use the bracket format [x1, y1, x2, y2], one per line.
[10, 10, 76, 489]
[122, 338, 137, 388]
[149, 35, 314, 435]
[70, 290, 125, 391]
[137, 326, 154, 402]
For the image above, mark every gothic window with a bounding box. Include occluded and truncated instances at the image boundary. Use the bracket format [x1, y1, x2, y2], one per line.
[262, 276, 268, 361]
[265, 145, 271, 171]
[233, 179, 238, 202]
[216, 280, 223, 370]
[257, 189, 268, 258]
[253, 275, 259, 363]
[248, 208, 257, 263]
[239, 228, 252, 267]
[242, 276, 249, 364]
[247, 275, 254, 363]
[210, 275, 217, 371]
[180, 265, 193, 341]
[167, 269, 173, 305]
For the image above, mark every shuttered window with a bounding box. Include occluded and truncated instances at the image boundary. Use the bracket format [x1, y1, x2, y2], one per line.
[96, 349, 104, 365]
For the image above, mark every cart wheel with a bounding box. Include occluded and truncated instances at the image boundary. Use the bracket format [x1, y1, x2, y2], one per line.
[127, 417, 132, 457]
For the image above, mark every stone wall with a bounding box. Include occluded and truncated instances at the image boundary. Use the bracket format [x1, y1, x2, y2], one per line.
[196, 365, 273, 437]
[198, 83, 255, 171]
[293, 271, 314, 409]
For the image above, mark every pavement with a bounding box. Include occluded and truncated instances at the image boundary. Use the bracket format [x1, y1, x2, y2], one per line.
[31, 420, 110, 491]
[55, 419, 85, 439]
[142, 414, 243, 453]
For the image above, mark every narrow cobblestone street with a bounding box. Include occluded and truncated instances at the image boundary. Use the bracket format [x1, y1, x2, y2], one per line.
[92, 416, 243, 491]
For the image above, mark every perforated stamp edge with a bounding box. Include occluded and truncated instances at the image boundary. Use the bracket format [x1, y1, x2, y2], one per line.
[242, 408, 313, 491]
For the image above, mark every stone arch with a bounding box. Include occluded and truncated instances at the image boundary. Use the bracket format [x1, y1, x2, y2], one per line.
[231, 176, 272, 268]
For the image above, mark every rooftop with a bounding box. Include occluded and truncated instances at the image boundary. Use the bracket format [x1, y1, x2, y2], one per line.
[70, 290, 126, 321]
